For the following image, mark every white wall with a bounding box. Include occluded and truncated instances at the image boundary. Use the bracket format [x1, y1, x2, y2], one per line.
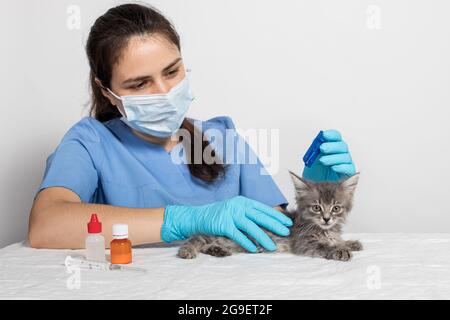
[1, 0, 450, 248]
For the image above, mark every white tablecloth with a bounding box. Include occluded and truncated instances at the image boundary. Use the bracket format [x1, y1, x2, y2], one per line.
[1, 233, 449, 299]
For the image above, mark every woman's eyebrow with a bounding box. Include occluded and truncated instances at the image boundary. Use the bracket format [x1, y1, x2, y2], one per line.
[121, 57, 182, 86]
[162, 57, 182, 72]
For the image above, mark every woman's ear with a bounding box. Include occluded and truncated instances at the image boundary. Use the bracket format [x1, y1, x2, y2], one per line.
[94, 77, 117, 107]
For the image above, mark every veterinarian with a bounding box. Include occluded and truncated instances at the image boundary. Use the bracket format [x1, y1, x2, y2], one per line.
[28, 4, 356, 251]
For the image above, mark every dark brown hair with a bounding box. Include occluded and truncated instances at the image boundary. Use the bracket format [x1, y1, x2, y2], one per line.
[86, 3, 225, 183]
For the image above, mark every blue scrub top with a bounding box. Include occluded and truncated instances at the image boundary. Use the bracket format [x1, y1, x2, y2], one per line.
[37, 116, 288, 209]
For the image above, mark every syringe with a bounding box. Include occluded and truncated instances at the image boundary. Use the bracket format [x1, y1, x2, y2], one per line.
[64, 255, 147, 273]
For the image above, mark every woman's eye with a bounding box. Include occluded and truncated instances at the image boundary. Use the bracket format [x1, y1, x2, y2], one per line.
[166, 68, 179, 77]
[133, 81, 147, 89]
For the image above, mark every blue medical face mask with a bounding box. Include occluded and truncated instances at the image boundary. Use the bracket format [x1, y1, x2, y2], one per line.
[107, 75, 194, 138]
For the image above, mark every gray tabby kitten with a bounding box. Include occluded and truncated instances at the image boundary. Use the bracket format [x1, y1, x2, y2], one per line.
[177, 171, 362, 261]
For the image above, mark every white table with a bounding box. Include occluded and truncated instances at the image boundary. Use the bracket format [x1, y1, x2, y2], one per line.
[1, 233, 449, 299]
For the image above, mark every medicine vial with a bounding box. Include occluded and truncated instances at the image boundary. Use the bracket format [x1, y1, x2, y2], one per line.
[85, 213, 106, 261]
[110, 224, 132, 264]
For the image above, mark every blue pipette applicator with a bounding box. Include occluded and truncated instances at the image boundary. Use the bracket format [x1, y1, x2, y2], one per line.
[303, 130, 326, 167]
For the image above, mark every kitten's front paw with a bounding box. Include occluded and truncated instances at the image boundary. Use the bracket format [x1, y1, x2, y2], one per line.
[177, 246, 197, 259]
[345, 240, 363, 251]
[327, 248, 352, 261]
[202, 245, 232, 257]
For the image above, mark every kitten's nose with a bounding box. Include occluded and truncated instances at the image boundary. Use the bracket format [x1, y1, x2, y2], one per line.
[323, 217, 330, 223]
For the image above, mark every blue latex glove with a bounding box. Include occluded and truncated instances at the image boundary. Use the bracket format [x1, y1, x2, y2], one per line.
[161, 196, 293, 253]
[302, 129, 356, 182]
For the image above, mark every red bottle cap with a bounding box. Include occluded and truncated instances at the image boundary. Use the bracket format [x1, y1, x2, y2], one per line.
[87, 213, 102, 234]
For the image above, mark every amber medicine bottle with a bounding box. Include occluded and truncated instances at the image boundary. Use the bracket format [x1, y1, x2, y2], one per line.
[110, 224, 132, 264]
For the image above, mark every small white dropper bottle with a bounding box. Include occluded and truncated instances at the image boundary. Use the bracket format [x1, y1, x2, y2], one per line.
[85, 213, 106, 261]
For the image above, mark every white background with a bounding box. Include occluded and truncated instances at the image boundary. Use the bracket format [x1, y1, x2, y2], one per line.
[1, 0, 449, 248]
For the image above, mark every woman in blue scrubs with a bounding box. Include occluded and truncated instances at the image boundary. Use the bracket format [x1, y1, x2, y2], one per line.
[28, 4, 356, 251]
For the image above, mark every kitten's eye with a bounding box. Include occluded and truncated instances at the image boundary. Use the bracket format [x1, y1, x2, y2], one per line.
[332, 206, 341, 213]
[312, 205, 321, 212]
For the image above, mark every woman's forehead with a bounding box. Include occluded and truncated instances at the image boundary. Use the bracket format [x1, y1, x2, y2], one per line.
[113, 34, 181, 82]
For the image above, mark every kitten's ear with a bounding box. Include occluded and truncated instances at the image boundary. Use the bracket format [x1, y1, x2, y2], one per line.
[340, 172, 360, 195]
[289, 170, 313, 193]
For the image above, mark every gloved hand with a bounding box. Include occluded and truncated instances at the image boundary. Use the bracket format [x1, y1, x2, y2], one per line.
[161, 196, 293, 253]
[302, 129, 356, 182]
